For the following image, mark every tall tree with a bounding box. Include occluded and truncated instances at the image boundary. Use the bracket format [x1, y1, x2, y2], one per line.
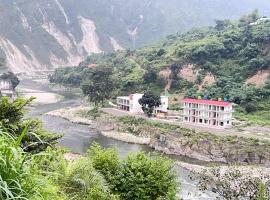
[139, 91, 161, 117]
[81, 65, 115, 108]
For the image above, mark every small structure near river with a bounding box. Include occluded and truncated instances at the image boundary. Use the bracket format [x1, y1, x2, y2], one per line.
[0, 79, 15, 99]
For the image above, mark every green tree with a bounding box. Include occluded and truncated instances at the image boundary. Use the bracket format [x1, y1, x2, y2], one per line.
[244, 102, 258, 113]
[0, 97, 61, 153]
[143, 68, 157, 84]
[88, 144, 178, 200]
[81, 65, 115, 108]
[139, 91, 161, 117]
[215, 19, 231, 31]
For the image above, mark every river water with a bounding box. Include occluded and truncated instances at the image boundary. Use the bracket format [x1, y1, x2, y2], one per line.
[20, 79, 216, 200]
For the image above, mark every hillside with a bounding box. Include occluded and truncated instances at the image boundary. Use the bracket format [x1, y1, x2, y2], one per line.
[0, 0, 270, 73]
[50, 12, 270, 124]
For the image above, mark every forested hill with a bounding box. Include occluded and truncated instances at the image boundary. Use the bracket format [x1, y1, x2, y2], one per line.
[1, 0, 270, 73]
[50, 12, 270, 111]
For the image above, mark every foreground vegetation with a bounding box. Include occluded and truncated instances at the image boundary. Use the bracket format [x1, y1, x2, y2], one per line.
[0, 97, 178, 199]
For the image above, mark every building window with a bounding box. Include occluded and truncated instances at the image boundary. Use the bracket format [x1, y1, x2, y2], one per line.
[221, 106, 224, 111]
[199, 119, 203, 123]
[185, 117, 188, 121]
[227, 121, 230, 124]
[220, 122, 224, 126]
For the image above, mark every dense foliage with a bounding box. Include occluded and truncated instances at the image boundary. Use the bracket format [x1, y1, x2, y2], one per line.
[81, 65, 116, 107]
[88, 144, 178, 200]
[0, 97, 61, 153]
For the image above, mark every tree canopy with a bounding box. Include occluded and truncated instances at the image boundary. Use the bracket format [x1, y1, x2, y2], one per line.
[139, 91, 161, 117]
[88, 143, 178, 200]
[81, 65, 115, 107]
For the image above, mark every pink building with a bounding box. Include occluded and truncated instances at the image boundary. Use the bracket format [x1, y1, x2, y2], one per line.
[182, 98, 233, 128]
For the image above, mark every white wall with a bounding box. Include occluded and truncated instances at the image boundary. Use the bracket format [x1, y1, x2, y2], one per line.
[0, 80, 11, 90]
[130, 93, 144, 113]
[155, 96, 168, 113]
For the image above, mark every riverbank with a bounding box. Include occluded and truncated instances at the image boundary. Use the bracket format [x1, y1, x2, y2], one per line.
[176, 161, 270, 177]
[46, 106, 270, 167]
[46, 107, 151, 145]
[19, 88, 64, 104]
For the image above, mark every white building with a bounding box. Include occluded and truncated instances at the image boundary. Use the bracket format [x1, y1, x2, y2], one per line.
[0, 80, 15, 99]
[117, 93, 168, 115]
[182, 98, 233, 128]
[154, 96, 169, 115]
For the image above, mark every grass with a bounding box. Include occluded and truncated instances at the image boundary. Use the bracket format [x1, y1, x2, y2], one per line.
[236, 111, 270, 127]
[234, 101, 270, 127]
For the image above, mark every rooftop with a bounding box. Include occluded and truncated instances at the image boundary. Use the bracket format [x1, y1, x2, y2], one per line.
[117, 96, 130, 100]
[183, 98, 231, 106]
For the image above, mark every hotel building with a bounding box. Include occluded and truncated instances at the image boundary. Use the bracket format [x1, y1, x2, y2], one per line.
[182, 98, 233, 128]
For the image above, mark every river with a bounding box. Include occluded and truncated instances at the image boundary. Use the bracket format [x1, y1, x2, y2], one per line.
[20, 79, 217, 200]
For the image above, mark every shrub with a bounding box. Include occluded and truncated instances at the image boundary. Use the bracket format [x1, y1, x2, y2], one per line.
[60, 158, 117, 200]
[88, 144, 179, 200]
[244, 102, 258, 113]
[87, 107, 101, 119]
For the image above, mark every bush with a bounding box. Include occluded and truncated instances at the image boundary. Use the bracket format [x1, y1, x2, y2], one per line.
[60, 158, 117, 200]
[244, 102, 258, 113]
[87, 107, 101, 119]
[0, 97, 62, 153]
[88, 144, 179, 200]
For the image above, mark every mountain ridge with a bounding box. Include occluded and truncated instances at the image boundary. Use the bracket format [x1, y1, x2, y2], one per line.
[0, 0, 270, 73]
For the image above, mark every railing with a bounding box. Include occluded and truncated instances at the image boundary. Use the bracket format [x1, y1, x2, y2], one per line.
[182, 107, 233, 113]
[181, 113, 231, 120]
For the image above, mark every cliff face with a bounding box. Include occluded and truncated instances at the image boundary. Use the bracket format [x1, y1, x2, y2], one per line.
[0, 0, 270, 73]
[150, 133, 270, 166]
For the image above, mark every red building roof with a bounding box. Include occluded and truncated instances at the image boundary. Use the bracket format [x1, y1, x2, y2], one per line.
[87, 63, 97, 68]
[183, 98, 231, 106]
